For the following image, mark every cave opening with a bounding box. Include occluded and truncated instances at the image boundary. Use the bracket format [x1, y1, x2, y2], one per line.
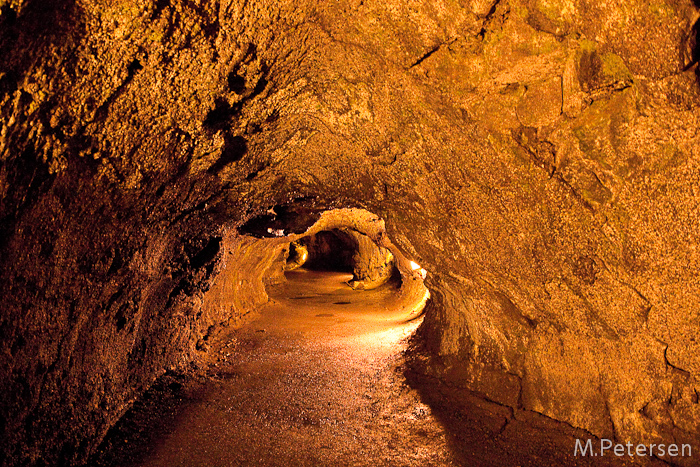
[283, 228, 403, 292]
[230, 207, 432, 319]
[255, 210, 431, 325]
[287, 230, 358, 273]
[261, 221, 430, 338]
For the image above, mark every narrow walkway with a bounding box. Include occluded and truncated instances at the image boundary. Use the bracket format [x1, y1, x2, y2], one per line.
[132, 270, 451, 466]
[94, 270, 669, 467]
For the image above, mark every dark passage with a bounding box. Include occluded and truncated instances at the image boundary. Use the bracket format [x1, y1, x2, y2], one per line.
[287, 229, 399, 290]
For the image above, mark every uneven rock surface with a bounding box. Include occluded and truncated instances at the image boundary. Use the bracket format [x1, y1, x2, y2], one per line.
[91, 270, 664, 467]
[1, 0, 700, 465]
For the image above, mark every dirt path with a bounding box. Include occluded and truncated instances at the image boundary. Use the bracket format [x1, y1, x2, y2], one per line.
[93, 270, 669, 467]
[118, 270, 453, 466]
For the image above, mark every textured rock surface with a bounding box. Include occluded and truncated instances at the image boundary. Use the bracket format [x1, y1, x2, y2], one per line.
[1, 0, 700, 465]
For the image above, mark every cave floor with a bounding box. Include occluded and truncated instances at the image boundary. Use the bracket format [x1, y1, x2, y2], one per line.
[93, 270, 668, 467]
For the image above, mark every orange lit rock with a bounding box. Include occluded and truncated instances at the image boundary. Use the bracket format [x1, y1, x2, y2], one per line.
[1, 0, 700, 465]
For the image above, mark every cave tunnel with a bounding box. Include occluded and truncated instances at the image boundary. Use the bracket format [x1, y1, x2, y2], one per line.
[286, 228, 402, 288]
[2, 0, 700, 466]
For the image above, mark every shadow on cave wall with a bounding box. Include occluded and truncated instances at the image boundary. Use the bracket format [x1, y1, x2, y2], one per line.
[402, 345, 668, 467]
[402, 368, 649, 467]
[402, 300, 669, 467]
[87, 373, 198, 467]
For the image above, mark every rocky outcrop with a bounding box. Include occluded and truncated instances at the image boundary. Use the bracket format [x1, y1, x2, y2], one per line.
[1, 0, 699, 465]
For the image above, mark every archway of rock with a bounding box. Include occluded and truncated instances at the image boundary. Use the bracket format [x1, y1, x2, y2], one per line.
[286, 228, 400, 288]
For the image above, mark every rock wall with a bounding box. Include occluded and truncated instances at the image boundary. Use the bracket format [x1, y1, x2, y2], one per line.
[346, 229, 396, 290]
[1, 0, 700, 464]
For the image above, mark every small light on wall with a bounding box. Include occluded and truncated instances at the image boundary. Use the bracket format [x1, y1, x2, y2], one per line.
[409, 260, 427, 280]
[267, 228, 285, 237]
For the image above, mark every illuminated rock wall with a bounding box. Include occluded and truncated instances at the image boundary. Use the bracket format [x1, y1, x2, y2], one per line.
[1, 0, 699, 464]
